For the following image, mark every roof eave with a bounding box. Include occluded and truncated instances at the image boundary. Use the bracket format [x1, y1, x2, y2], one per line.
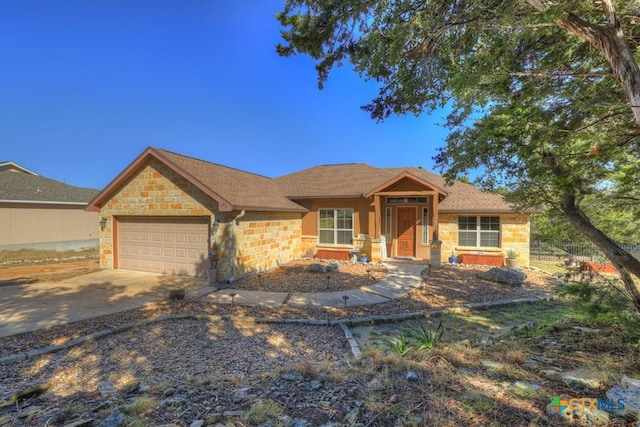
[439, 208, 528, 214]
[233, 204, 308, 213]
[0, 199, 88, 206]
[364, 171, 448, 198]
[87, 147, 235, 212]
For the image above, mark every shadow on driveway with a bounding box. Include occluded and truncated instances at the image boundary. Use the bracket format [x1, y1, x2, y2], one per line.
[0, 270, 212, 338]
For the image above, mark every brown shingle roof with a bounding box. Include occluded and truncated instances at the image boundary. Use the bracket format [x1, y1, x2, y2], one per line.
[0, 169, 98, 204]
[88, 147, 306, 213]
[157, 149, 306, 212]
[275, 163, 514, 213]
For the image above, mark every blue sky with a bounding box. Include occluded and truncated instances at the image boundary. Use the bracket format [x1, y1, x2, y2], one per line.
[1, 1, 449, 190]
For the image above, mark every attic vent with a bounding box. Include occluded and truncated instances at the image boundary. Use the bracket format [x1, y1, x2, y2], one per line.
[36, 186, 42, 193]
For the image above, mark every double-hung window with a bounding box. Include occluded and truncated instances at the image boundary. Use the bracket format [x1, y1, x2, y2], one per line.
[458, 216, 500, 247]
[319, 209, 353, 245]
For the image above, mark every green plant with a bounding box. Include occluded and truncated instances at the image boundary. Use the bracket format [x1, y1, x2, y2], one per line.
[506, 249, 518, 259]
[409, 319, 447, 351]
[244, 399, 283, 423]
[389, 335, 412, 356]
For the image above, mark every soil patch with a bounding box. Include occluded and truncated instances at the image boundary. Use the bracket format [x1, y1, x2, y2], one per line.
[0, 259, 100, 285]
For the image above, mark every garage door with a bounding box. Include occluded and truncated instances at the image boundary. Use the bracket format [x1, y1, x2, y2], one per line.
[117, 217, 209, 278]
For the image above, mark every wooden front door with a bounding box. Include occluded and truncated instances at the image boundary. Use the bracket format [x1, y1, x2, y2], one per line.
[397, 207, 416, 257]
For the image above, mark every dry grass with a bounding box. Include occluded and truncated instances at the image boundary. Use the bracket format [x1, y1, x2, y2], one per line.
[0, 248, 98, 264]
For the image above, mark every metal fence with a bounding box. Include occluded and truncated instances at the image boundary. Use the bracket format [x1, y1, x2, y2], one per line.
[530, 240, 640, 262]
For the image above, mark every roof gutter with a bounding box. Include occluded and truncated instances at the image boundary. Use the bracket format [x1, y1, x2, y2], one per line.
[0, 199, 89, 206]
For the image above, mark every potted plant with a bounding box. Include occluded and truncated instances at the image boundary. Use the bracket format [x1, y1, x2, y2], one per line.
[448, 251, 457, 264]
[506, 249, 518, 267]
[359, 252, 368, 263]
[207, 245, 218, 285]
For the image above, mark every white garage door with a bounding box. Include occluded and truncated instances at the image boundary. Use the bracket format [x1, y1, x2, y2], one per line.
[117, 217, 209, 278]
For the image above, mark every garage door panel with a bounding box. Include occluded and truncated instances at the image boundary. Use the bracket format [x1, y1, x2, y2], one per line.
[117, 217, 209, 278]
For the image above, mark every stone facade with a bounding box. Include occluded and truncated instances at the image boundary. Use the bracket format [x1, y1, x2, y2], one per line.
[216, 211, 303, 281]
[98, 159, 217, 269]
[438, 212, 531, 266]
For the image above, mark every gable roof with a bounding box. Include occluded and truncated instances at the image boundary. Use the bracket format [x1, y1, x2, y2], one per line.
[0, 161, 38, 175]
[88, 147, 307, 213]
[275, 163, 514, 213]
[0, 169, 98, 205]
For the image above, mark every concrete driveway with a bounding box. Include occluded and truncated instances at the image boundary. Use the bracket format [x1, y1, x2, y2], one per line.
[0, 270, 213, 338]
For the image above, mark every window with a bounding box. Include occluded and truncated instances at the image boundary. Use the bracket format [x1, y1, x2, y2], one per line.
[386, 197, 428, 204]
[385, 207, 392, 241]
[422, 207, 429, 244]
[319, 209, 353, 245]
[458, 216, 500, 247]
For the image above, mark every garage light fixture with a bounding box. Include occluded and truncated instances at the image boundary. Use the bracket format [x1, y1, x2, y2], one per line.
[99, 217, 107, 228]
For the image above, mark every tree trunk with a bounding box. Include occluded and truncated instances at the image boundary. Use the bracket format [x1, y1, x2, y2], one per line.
[526, 0, 640, 126]
[560, 192, 640, 311]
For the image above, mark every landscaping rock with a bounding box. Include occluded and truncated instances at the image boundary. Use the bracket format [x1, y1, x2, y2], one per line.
[306, 263, 327, 273]
[282, 371, 303, 381]
[233, 387, 249, 403]
[98, 410, 126, 427]
[477, 267, 526, 286]
[605, 375, 640, 415]
[546, 402, 610, 425]
[513, 381, 542, 393]
[367, 379, 385, 391]
[343, 407, 360, 425]
[310, 379, 322, 390]
[561, 371, 602, 390]
[326, 261, 340, 272]
[481, 360, 508, 370]
[190, 421, 205, 427]
[407, 371, 419, 381]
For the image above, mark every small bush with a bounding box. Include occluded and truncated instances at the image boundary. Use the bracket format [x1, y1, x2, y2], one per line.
[244, 399, 282, 424]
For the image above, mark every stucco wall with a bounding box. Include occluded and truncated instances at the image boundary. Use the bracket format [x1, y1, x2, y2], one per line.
[438, 212, 531, 266]
[98, 159, 218, 269]
[0, 202, 99, 247]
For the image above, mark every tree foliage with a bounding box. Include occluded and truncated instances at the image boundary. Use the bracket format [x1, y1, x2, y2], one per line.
[277, 0, 640, 308]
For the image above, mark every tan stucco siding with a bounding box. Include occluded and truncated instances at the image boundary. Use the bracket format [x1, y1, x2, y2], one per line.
[297, 198, 374, 239]
[0, 203, 99, 246]
[98, 159, 218, 269]
[438, 212, 531, 266]
[221, 211, 302, 280]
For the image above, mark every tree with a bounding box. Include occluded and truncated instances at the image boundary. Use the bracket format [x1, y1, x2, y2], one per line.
[277, 0, 640, 308]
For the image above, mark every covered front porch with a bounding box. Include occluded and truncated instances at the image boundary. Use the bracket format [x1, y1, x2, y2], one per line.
[365, 172, 447, 262]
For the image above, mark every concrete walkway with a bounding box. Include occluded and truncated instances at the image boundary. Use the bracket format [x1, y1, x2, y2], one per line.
[0, 261, 425, 338]
[204, 260, 425, 308]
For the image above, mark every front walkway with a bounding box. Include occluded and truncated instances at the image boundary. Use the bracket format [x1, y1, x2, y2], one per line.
[203, 260, 425, 308]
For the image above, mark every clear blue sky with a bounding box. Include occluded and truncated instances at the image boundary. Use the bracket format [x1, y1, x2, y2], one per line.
[1, 1, 449, 190]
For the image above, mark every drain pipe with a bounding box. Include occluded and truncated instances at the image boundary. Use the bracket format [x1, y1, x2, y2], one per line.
[228, 210, 245, 283]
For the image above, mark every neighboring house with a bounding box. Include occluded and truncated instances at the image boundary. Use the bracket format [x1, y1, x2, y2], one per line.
[88, 147, 531, 281]
[0, 161, 100, 250]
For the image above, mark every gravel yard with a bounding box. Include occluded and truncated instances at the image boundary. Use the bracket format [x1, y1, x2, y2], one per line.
[0, 261, 559, 426]
[229, 259, 387, 293]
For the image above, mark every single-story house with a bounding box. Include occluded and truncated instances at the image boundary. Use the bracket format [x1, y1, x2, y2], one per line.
[87, 147, 530, 281]
[0, 161, 100, 250]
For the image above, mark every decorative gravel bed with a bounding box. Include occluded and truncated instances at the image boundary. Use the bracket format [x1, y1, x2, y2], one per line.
[228, 259, 387, 293]
[0, 263, 559, 426]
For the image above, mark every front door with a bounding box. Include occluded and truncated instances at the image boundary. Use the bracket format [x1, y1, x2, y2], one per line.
[397, 207, 416, 257]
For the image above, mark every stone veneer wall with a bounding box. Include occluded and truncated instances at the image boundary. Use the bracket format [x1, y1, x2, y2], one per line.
[438, 212, 531, 266]
[98, 159, 217, 269]
[216, 211, 302, 281]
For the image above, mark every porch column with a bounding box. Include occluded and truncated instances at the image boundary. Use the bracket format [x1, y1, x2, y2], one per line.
[373, 194, 382, 239]
[432, 195, 439, 240]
